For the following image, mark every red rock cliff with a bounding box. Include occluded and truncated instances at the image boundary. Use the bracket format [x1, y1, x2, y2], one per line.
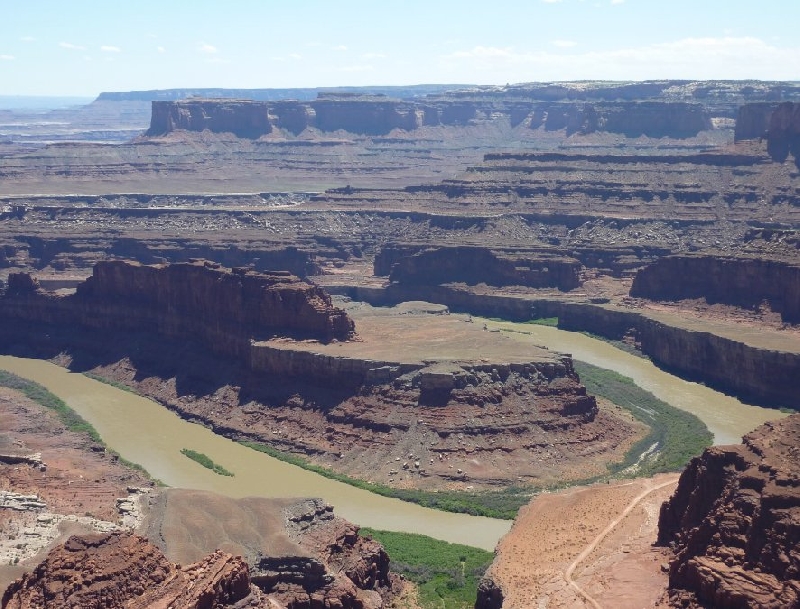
[658, 414, 800, 608]
[0, 259, 355, 357]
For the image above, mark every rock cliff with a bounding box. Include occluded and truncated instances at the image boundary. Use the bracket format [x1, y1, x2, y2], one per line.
[630, 254, 800, 323]
[767, 101, 800, 168]
[0, 259, 354, 357]
[144, 95, 715, 140]
[377, 245, 581, 291]
[734, 102, 778, 141]
[658, 414, 800, 608]
[147, 99, 273, 138]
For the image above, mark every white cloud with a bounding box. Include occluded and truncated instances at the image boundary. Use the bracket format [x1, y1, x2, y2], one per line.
[541, 0, 563, 3]
[198, 43, 218, 54]
[59, 42, 86, 51]
[332, 45, 348, 52]
[0, 54, 15, 60]
[100, 45, 121, 53]
[552, 40, 577, 48]
[289, 53, 302, 60]
[157, 46, 166, 53]
[611, 0, 625, 4]
[361, 52, 387, 59]
[440, 37, 800, 81]
[20, 36, 36, 42]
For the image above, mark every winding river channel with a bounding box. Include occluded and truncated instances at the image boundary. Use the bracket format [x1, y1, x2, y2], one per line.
[0, 323, 785, 550]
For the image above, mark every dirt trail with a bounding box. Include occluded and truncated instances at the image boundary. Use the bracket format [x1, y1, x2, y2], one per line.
[564, 476, 679, 608]
[485, 473, 679, 608]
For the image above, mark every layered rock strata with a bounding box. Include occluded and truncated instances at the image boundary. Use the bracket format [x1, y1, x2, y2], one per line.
[0, 263, 639, 489]
[2, 533, 251, 609]
[146, 96, 716, 139]
[0, 259, 354, 355]
[658, 414, 800, 608]
[767, 101, 800, 168]
[376, 244, 581, 291]
[631, 254, 800, 323]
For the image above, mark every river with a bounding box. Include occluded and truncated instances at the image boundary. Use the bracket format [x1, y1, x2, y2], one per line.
[0, 324, 784, 550]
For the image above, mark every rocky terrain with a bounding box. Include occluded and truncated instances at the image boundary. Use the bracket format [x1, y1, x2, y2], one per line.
[2, 81, 800, 607]
[658, 414, 800, 608]
[0, 383, 153, 593]
[0, 263, 643, 491]
[0, 375, 400, 608]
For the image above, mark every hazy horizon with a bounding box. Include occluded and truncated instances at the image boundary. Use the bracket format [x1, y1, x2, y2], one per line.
[2, 0, 799, 97]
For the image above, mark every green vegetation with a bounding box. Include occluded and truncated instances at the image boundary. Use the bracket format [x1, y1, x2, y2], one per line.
[180, 448, 235, 477]
[241, 362, 712, 517]
[0, 369, 159, 481]
[83, 372, 139, 394]
[359, 528, 493, 609]
[240, 440, 529, 519]
[0, 369, 101, 443]
[525, 316, 559, 327]
[574, 361, 713, 474]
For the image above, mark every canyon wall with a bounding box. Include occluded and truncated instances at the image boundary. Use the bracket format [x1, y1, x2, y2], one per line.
[658, 415, 800, 608]
[376, 245, 581, 291]
[558, 302, 799, 408]
[734, 102, 778, 141]
[145, 96, 715, 139]
[767, 101, 800, 168]
[0, 259, 354, 360]
[630, 254, 800, 323]
[147, 99, 273, 138]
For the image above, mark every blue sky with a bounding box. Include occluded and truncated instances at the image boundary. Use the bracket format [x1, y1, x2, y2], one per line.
[1, 0, 798, 96]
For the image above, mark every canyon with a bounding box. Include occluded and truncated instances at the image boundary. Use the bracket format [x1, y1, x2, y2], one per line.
[2, 83, 800, 607]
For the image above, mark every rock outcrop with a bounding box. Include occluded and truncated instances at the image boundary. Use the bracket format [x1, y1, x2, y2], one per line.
[144, 94, 715, 140]
[767, 101, 800, 168]
[1, 532, 251, 609]
[147, 99, 273, 138]
[377, 245, 581, 291]
[658, 414, 800, 608]
[734, 102, 778, 141]
[630, 254, 800, 323]
[0, 259, 354, 356]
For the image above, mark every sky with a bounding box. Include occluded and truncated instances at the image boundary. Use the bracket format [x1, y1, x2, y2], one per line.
[1, 0, 799, 97]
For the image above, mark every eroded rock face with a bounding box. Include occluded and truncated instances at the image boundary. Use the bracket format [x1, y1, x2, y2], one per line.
[378, 245, 581, 291]
[1, 532, 251, 609]
[767, 101, 800, 168]
[147, 99, 273, 138]
[630, 254, 800, 323]
[658, 414, 800, 608]
[0, 259, 355, 353]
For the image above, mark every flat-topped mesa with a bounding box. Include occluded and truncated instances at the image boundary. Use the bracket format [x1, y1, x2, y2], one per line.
[376, 245, 582, 291]
[146, 98, 273, 138]
[143, 95, 716, 140]
[83, 259, 354, 344]
[658, 414, 800, 608]
[0, 259, 355, 356]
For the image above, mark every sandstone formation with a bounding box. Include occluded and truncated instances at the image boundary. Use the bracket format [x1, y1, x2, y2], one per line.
[0, 259, 354, 353]
[767, 101, 800, 168]
[658, 414, 800, 608]
[377, 245, 581, 291]
[734, 102, 779, 141]
[0, 266, 641, 490]
[147, 99, 273, 138]
[2, 532, 253, 608]
[630, 254, 800, 323]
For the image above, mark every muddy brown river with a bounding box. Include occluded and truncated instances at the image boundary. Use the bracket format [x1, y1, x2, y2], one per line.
[0, 324, 784, 549]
